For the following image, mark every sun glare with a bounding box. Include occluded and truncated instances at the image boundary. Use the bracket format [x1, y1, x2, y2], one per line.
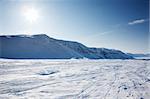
[22, 6, 39, 23]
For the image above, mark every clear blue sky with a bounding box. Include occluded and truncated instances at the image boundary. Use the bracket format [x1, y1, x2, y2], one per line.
[0, 0, 149, 53]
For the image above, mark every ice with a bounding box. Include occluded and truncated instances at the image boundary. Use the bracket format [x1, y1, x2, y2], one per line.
[0, 59, 149, 99]
[38, 68, 59, 75]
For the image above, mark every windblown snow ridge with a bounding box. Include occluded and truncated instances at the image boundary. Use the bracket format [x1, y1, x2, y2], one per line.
[0, 34, 133, 59]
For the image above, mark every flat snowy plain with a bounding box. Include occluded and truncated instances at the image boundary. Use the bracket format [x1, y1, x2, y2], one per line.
[0, 59, 150, 99]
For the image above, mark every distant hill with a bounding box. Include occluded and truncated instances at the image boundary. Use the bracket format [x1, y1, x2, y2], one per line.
[0, 34, 133, 59]
[127, 53, 150, 57]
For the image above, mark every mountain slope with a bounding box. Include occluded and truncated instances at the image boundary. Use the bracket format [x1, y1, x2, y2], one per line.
[90, 48, 133, 59]
[0, 34, 133, 59]
[0, 34, 82, 59]
[127, 53, 150, 57]
[56, 40, 133, 59]
[56, 40, 104, 59]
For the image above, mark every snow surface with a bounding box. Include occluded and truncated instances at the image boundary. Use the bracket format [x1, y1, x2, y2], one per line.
[0, 59, 150, 99]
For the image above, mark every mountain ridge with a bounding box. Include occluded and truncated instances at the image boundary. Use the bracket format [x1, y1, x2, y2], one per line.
[0, 34, 133, 59]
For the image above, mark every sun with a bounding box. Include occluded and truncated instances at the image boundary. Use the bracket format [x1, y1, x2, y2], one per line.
[22, 6, 39, 23]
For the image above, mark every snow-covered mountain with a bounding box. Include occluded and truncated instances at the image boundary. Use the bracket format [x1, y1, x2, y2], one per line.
[0, 34, 133, 59]
[90, 48, 133, 59]
[127, 53, 150, 58]
[127, 53, 150, 59]
[56, 40, 104, 59]
[0, 34, 82, 59]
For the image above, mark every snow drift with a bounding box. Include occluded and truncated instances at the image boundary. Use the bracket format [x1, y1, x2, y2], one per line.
[0, 59, 149, 99]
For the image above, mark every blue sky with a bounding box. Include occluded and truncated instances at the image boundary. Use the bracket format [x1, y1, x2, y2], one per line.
[0, 0, 149, 53]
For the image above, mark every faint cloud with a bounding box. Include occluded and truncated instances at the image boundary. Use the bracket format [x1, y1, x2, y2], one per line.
[128, 19, 147, 25]
[97, 30, 113, 36]
[85, 30, 114, 40]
